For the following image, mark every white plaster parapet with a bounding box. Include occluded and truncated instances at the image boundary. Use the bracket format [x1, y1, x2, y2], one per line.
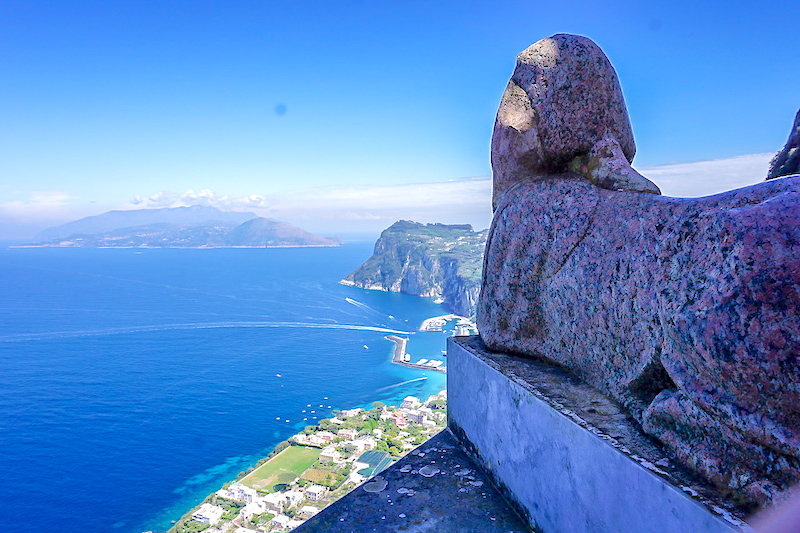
[447, 335, 753, 533]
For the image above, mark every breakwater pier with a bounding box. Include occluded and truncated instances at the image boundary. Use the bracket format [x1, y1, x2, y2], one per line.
[385, 335, 446, 373]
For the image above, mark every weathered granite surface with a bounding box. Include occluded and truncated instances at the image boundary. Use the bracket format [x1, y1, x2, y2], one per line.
[491, 34, 659, 209]
[448, 336, 752, 532]
[479, 174, 800, 508]
[480, 34, 800, 509]
[768, 108, 800, 180]
[293, 430, 529, 533]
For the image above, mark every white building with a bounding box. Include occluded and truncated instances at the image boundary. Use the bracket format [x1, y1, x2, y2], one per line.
[215, 488, 235, 500]
[405, 409, 425, 425]
[192, 503, 224, 525]
[342, 408, 362, 418]
[299, 505, 320, 517]
[351, 436, 376, 452]
[338, 428, 358, 440]
[284, 489, 304, 506]
[316, 431, 336, 443]
[260, 492, 286, 514]
[239, 501, 266, 521]
[319, 445, 341, 463]
[401, 396, 421, 409]
[308, 434, 325, 446]
[347, 470, 366, 486]
[271, 514, 292, 528]
[305, 484, 326, 501]
[228, 482, 257, 503]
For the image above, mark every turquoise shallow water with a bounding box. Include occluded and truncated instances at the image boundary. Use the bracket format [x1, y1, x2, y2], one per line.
[0, 244, 451, 533]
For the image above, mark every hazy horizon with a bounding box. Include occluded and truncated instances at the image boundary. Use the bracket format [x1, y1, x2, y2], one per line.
[1, 1, 796, 238]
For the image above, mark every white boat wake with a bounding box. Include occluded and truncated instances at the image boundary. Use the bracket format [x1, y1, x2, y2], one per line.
[375, 376, 428, 392]
[0, 321, 412, 343]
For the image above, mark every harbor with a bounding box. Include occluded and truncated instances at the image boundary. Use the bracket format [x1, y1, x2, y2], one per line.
[385, 335, 446, 373]
[419, 314, 478, 336]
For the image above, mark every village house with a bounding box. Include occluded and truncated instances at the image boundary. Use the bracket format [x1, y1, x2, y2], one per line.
[228, 482, 257, 503]
[283, 489, 304, 506]
[260, 492, 286, 514]
[404, 409, 425, 425]
[390, 410, 407, 428]
[238, 501, 266, 521]
[319, 445, 341, 463]
[351, 436, 376, 452]
[337, 428, 358, 440]
[270, 514, 292, 529]
[299, 505, 320, 518]
[192, 503, 224, 525]
[316, 430, 336, 444]
[401, 396, 421, 409]
[304, 484, 327, 501]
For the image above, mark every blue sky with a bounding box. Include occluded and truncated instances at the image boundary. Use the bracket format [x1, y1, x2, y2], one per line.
[1, 0, 797, 237]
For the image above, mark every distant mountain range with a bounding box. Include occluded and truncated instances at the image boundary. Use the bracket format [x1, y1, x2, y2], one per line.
[27, 206, 340, 248]
[342, 220, 487, 316]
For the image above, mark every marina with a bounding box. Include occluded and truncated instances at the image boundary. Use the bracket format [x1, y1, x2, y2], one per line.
[385, 334, 446, 373]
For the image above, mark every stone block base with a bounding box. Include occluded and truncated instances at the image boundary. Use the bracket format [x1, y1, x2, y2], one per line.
[447, 336, 751, 533]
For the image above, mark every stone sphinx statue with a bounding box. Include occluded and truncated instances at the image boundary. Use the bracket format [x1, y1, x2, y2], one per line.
[478, 33, 800, 509]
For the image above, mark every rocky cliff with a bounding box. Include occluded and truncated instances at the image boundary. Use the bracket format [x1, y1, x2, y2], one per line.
[342, 221, 487, 317]
[767, 108, 800, 180]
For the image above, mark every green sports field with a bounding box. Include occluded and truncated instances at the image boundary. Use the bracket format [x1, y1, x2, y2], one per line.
[240, 446, 321, 491]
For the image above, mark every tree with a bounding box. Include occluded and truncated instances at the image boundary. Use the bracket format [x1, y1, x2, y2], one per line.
[361, 418, 378, 433]
[428, 399, 446, 410]
[371, 401, 386, 410]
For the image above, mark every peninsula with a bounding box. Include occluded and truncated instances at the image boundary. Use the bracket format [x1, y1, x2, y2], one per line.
[162, 393, 447, 533]
[341, 221, 486, 317]
[23, 207, 341, 248]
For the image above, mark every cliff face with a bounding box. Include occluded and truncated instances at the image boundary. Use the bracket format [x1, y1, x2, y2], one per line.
[343, 221, 486, 316]
[767, 108, 800, 180]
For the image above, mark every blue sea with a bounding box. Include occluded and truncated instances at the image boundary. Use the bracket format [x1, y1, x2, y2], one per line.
[0, 244, 452, 533]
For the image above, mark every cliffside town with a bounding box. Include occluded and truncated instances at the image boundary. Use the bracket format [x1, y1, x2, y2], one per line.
[164, 393, 447, 533]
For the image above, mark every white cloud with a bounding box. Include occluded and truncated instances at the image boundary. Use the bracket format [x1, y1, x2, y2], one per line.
[127, 189, 273, 210]
[260, 177, 494, 233]
[635, 153, 773, 198]
[0, 190, 79, 221]
[114, 152, 781, 236]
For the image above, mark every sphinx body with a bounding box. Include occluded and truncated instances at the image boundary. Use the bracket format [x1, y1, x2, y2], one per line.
[478, 34, 800, 507]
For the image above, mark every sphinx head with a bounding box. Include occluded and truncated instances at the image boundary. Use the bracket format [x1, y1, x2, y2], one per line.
[491, 34, 660, 209]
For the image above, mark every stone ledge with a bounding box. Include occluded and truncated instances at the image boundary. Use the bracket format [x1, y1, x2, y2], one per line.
[447, 335, 753, 533]
[293, 429, 529, 532]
